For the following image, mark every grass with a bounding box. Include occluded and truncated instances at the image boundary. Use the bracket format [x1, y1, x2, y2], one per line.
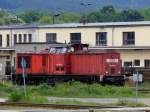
[0, 81, 150, 104]
[28, 82, 135, 98]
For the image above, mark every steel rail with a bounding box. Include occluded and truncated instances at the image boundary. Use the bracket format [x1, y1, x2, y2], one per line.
[0, 102, 125, 109]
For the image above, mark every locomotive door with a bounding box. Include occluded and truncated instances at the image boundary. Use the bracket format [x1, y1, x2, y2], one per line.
[42, 55, 47, 74]
[105, 53, 120, 75]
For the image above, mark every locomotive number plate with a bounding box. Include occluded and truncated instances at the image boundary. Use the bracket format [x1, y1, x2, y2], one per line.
[106, 59, 119, 63]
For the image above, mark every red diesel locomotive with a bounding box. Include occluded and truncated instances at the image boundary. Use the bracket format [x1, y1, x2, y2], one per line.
[13, 44, 125, 85]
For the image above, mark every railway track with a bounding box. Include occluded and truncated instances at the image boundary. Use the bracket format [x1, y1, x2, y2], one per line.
[0, 102, 124, 109]
[138, 89, 150, 93]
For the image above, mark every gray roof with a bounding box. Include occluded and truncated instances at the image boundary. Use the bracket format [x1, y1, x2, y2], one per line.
[1, 21, 150, 29]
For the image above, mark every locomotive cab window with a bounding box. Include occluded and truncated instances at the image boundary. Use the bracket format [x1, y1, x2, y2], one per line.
[18, 56, 31, 68]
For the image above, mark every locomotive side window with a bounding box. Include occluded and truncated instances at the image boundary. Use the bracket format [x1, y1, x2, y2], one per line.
[56, 66, 59, 71]
[18, 56, 31, 68]
[55, 65, 64, 71]
[60, 66, 64, 71]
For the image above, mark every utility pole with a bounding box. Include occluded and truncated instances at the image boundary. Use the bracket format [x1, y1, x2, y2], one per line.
[80, 2, 92, 24]
[21, 57, 27, 98]
[135, 70, 139, 103]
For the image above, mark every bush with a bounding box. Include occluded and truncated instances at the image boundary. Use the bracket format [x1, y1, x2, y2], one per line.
[28, 96, 49, 103]
[8, 91, 24, 102]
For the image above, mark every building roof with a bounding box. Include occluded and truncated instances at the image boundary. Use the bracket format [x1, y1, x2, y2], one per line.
[1, 21, 150, 29]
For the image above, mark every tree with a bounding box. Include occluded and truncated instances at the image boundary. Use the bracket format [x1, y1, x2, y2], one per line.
[119, 9, 144, 21]
[0, 9, 9, 17]
[0, 9, 24, 25]
[18, 11, 43, 23]
[57, 12, 81, 23]
[87, 11, 100, 22]
[141, 8, 150, 21]
[39, 15, 53, 24]
[87, 5, 118, 22]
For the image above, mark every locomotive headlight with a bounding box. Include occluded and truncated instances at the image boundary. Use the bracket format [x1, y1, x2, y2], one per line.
[118, 71, 121, 74]
[105, 71, 108, 74]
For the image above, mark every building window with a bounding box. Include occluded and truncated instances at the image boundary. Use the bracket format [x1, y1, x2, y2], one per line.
[134, 60, 140, 66]
[23, 34, 27, 43]
[14, 34, 17, 44]
[46, 33, 56, 43]
[6, 34, 10, 47]
[124, 61, 132, 67]
[144, 60, 150, 68]
[70, 33, 81, 44]
[28, 34, 32, 43]
[18, 34, 22, 43]
[96, 32, 107, 46]
[123, 32, 135, 45]
[0, 34, 2, 47]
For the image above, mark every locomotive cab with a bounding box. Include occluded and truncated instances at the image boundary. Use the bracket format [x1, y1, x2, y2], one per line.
[48, 46, 71, 75]
[103, 51, 125, 85]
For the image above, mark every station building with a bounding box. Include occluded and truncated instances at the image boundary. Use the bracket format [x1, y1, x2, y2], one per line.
[1, 21, 150, 79]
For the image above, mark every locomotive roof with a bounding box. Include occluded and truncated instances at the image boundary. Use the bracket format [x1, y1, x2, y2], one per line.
[72, 49, 116, 54]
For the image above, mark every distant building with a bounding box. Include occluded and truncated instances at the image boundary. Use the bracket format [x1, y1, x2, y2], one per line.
[1, 21, 150, 79]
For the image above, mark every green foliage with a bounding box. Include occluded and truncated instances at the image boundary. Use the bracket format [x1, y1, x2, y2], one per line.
[119, 9, 144, 21]
[0, 5, 149, 25]
[87, 5, 118, 22]
[141, 8, 150, 21]
[39, 15, 53, 24]
[8, 91, 24, 102]
[58, 12, 81, 23]
[87, 6, 144, 22]
[27, 95, 48, 103]
[1, 81, 150, 104]
[0, 9, 24, 25]
[18, 10, 43, 23]
[29, 82, 134, 98]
